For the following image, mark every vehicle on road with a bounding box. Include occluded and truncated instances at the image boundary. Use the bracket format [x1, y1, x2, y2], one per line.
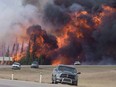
[74, 61, 81, 65]
[12, 62, 21, 70]
[52, 65, 81, 86]
[31, 61, 39, 68]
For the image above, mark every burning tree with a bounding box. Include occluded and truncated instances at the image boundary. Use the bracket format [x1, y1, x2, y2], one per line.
[26, 25, 58, 64]
[4, 0, 116, 65]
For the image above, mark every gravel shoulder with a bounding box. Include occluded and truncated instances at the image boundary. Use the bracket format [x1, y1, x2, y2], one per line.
[0, 79, 73, 87]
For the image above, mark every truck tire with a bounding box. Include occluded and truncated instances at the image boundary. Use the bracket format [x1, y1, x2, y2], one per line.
[72, 80, 78, 86]
[52, 75, 58, 84]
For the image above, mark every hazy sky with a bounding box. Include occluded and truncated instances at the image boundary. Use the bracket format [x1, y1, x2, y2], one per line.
[0, 0, 39, 42]
[0, 0, 21, 32]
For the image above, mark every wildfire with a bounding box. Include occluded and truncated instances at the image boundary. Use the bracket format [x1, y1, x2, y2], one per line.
[53, 5, 116, 65]
[56, 10, 91, 48]
[92, 16, 102, 26]
[9, 4, 115, 65]
[52, 59, 62, 66]
[93, 5, 115, 26]
[102, 5, 115, 12]
[52, 55, 71, 66]
[13, 52, 25, 61]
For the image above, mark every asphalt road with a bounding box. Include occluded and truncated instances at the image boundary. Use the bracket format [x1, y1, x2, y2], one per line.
[0, 65, 78, 87]
[0, 79, 73, 87]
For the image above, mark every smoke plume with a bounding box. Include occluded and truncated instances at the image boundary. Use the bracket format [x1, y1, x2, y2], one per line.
[0, 0, 41, 55]
[0, 0, 116, 65]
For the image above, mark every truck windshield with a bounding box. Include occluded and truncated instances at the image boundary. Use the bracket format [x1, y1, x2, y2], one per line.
[58, 66, 77, 73]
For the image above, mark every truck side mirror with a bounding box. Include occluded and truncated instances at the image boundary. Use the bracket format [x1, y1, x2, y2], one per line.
[77, 72, 81, 74]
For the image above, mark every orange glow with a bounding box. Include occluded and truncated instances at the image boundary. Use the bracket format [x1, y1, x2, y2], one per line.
[11, 5, 115, 65]
[93, 16, 102, 26]
[57, 24, 72, 48]
[52, 56, 70, 66]
[52, 59, 62, 66]
[56, 11, 89, 48]
[100, 5, 115, 19]
[57, 37, 66, 48]
[36, 36, 44, 46]
[72, 11, 88, 18]
[93, 5, 115, 28]
[102, 5, 114, 12]
[12, 52, 25, 61]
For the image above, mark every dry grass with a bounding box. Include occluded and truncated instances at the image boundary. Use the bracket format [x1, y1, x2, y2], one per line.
[77, 65, 116, 87]
[0, 65, 116, 87]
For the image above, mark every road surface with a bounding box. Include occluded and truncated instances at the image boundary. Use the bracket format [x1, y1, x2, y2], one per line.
[0, 79, 74, 87]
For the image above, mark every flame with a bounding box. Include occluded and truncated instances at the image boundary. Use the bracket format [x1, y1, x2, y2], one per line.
[52, 59, 62, 66]
[13, 52, 25, 61]
[92, 16, 102, 26]
[93, 5, 115, 27]
[57, 24, 75, 48]
[36, 36, 44, 46]
[56, 11, 89, 48]
[54, 5, 116, 65]
[10, 5, 115, 65]
[52, 56, 70, 66]
[102, 5, 115, 12]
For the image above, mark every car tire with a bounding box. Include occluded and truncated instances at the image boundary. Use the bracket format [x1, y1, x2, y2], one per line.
[52, 75, 57, 84]
[72, 80, 78, 86]
[74, 80, 78, 86]
[52, 76, 54, 84]
[74, 82, 78, 86]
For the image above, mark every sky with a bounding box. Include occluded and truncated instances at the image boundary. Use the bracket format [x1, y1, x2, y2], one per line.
[0, 0, 39, 43]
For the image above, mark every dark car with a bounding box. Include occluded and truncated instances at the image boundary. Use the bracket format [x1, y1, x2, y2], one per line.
[52, 65, 81, 86]
[12, 62, 21, 70]
[31, 61, 39, 68]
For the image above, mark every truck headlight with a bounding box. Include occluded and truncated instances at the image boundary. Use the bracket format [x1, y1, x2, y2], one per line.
[56, 73, 61, 78]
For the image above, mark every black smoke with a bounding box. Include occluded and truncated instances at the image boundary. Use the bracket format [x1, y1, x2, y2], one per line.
[23, 0, 116, 64]
[44, 3, 70, 27]
[93, 12, 116, 64]
[60, 33, 83, 62]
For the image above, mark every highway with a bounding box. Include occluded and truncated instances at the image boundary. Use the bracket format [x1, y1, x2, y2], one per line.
[0, 65, 77, 87]
[0, 79, 73, 87]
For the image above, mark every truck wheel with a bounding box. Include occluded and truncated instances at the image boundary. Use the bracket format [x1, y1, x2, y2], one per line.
[75, 80, 78, 86]
[52, 76, 55, 84]
[52, 76, 57, 84]
[72, 80, 78, 86]
[54, 78, 58, 84]
[52, 79, 54, 84]
[75, 82, 78, 86]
